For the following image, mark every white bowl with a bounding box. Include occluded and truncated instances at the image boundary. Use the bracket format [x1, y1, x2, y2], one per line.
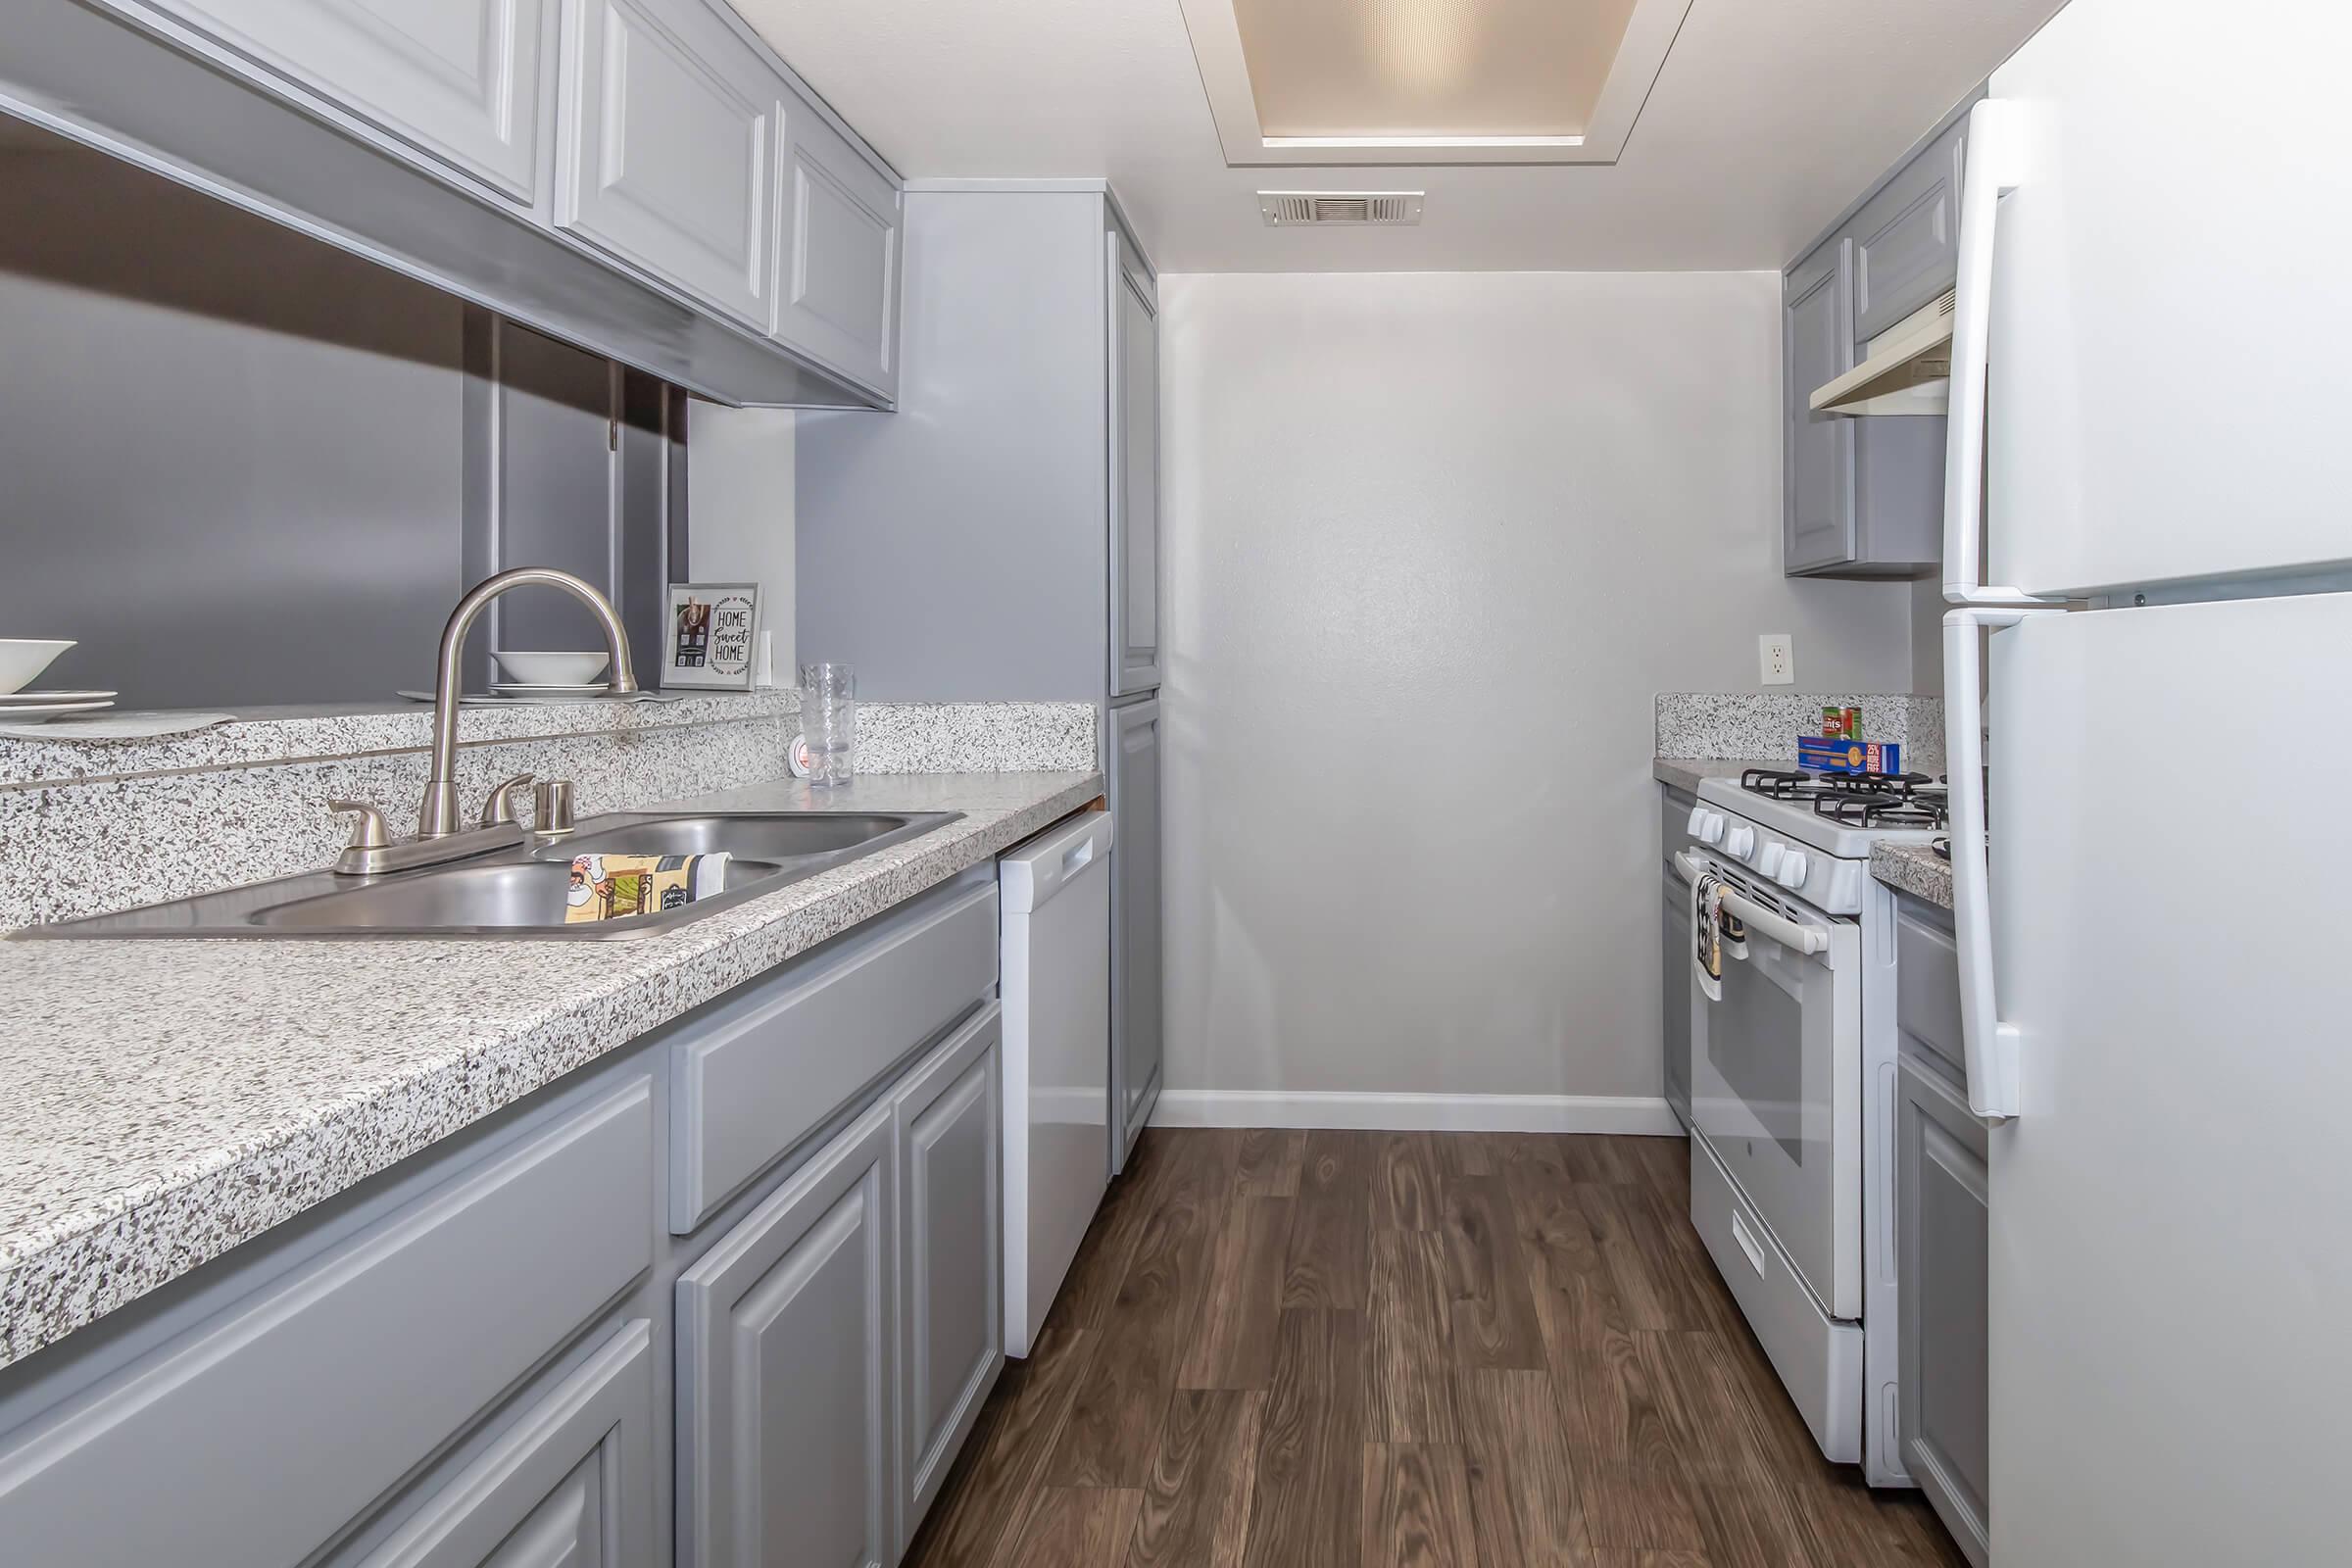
[492, 650, 610, 686]
[0, 639, 74, 696]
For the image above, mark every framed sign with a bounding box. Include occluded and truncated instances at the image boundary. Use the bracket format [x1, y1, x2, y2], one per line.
[662, 583, 760, 690]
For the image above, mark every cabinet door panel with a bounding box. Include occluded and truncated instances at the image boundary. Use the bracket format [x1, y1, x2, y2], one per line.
[1108, 229, 1161, 696]
[354, 1320, 655, 1568]
[777, 112, 900, 396]
[1854, 116, 1967, 343]
[558, 0, 780, 327]
[1784, 239, 1857, 574]
[677, 1102, 895, 1568]
[893, 1005, 1004, 1540]
[1898, 1057, 1991, 1567]
[1108, 697, 1162, 1171]
[136, 0, 546, 199]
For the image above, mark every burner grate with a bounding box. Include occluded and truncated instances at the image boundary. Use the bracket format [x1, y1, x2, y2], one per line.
[1738, 766, 1948, 830]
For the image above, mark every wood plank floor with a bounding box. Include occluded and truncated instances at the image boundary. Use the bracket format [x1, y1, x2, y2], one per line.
[906, 1128, 1967, 1568]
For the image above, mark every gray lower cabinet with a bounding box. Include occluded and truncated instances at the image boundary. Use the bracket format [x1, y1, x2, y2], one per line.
[1109, 697, 1163, 1173]
[1660, 859, 1692, 1125]
[128, 0, 550, 201]
[0, 1078, 656, 1567]
[677, 1100, 899, 1568]
[0, 868, 1013, 1568]
[352, 1318, 657, 1567]
[1893, 894, 1990, 1568]
[891, 1006, 1004, 1542]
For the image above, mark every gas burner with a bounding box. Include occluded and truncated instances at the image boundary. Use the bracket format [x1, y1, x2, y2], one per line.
[1740, 767, 1938, 800]
[1814, 791, 1950, 830]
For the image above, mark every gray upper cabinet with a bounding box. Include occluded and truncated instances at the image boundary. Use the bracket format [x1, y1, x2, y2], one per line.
[1108, 225, 1161, 698]
[1782, 94, 1977, 578]
[557, 0, 783, 330]
[130, 0, 549, 201]
[676, 1099, 898, 1568]
[777, 109, 902, 399]
[12, 0, 901, 406]
[1784, 239, 1857, 575]
[892, 1005, 1004, 1543]
[1853, 114, 1967, 344]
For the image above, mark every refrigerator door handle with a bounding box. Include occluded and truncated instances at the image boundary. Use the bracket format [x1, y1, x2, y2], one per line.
[1943, 99, 2059, 611]
[1944, 606, 2063, 1119]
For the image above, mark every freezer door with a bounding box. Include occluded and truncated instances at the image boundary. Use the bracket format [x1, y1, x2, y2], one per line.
[1979, 0, 2352, 597]
[1986, 594, 2352, 1565]
[1106, 697, 1162, 1171]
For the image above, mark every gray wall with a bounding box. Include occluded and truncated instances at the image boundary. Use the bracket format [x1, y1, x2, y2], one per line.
[686, 404, 796, 678]
[0, 132, 679, 710]
[1158, 270, 1918, 1106]
[0, 142, 465, 707]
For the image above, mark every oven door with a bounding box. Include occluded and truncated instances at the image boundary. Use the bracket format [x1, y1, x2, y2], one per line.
[1680, 851, 1863, 1320]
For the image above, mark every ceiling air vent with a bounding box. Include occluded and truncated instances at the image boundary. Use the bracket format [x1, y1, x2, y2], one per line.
[1258, 191, 1425, 226]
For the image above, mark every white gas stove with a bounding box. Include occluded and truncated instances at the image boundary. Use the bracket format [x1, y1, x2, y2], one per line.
[1690, 768, 1947, 912]
[1673, 764, 1949, 1487]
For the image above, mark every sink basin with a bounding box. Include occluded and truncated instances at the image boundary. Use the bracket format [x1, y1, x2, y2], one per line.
[17, 808, 963, 940]
[251, 858, 790, 936]
[555, 812, 945, 862]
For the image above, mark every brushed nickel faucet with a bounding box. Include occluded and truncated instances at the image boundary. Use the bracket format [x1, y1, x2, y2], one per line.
[330, 567, 637, 876]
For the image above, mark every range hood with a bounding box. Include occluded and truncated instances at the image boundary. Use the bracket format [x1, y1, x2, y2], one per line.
[1810, 290, 1955, 416]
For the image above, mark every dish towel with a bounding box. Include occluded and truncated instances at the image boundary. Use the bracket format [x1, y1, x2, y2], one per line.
[564, 852, 731, 924]
[1690, 864, 1748, 1002]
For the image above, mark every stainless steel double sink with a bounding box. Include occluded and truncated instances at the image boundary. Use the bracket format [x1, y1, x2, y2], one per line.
[21, 811, 962, 941]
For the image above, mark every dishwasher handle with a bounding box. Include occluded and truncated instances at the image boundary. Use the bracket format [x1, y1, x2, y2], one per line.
[1000, 808, 1115, 913]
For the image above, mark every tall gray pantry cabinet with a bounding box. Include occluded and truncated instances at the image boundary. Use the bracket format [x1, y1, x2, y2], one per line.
[799, 181, 1164, 1173]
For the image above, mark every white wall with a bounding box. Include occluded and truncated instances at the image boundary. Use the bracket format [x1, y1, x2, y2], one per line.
[1159, 270, 1916, 1113]
[686, 404, 797, 678]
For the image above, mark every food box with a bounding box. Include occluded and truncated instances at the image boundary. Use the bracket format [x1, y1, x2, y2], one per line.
[1796, 736, 1902, 776]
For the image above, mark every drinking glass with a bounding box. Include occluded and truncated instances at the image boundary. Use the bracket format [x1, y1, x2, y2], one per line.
[799, 661, 856, 786]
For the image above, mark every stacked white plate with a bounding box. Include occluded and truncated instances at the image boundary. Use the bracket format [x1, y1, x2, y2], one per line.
[0, 688, 117, 721]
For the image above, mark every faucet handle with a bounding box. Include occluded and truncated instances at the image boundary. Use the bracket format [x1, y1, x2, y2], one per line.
[481, 773, 536, 828]
[328, 801, 393, 875]
[533, 778, 576, 839]
[327, 800, 390, 851]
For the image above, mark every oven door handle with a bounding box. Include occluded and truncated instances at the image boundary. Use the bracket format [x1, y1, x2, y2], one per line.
[1672, 851, 1830, 956]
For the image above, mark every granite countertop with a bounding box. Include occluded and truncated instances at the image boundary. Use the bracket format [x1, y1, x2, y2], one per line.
[1871, 841, 1954, 909]
[1652, 757, 1786, 793]
[1653, 757, 1954, 909]
[0, 768, 1101, 1369]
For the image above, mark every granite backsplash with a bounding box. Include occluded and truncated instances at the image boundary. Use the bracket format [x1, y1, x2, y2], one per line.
[1655, 692, 1946, 776]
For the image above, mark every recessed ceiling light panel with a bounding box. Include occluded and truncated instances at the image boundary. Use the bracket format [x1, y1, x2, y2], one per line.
[1177, 0, 1690, 166]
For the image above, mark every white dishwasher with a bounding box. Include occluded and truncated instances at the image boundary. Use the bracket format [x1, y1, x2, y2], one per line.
[998, 808, 1114, 1357]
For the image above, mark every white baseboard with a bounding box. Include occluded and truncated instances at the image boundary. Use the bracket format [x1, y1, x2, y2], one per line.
[1150, 1090, 1684, 1137]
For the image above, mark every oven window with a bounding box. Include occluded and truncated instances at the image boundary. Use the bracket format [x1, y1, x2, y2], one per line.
[1712, 956, 1806, 1164]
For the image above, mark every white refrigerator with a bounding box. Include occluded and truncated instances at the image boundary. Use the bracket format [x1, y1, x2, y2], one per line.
[1941, 1, 2352, 1562]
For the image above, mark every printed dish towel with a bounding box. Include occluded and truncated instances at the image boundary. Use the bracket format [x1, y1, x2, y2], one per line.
[564, 852, 731, 923]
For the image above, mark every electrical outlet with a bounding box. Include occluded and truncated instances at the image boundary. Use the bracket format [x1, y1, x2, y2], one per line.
[1759, 634, 1794, 686]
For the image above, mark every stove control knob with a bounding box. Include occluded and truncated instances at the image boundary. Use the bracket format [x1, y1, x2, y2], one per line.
[1757, 842, 1786, 877]
[1686, 805, 1709, 837]
[1726, 825, 1756, 860]
[1699, 812, 1727, 846]
[1777, 851, 1810, 888]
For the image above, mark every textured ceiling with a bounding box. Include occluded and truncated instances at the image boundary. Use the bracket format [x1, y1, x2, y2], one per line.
[728, 0, 2069, 272]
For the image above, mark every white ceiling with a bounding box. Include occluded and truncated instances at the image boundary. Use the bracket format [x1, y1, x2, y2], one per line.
[731, 0, 2067, 273]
